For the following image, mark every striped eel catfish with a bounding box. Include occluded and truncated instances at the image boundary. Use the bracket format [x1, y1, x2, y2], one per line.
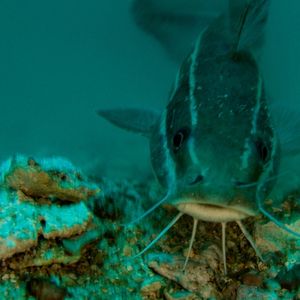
[98, 0, 300, 274]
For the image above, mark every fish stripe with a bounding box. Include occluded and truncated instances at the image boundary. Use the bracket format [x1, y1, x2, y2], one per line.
[160, 109, 177, 190]
[170, 67, 182, 99]
[257, 94, 277, 192]
[188, 31, 205, 165]
[240, 138, 251, 169]
[251, 76, 262, 135]
[189, 32, 204, 127]
[240, 75, 262, 169]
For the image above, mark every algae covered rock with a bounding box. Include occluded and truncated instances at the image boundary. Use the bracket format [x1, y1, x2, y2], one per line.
[147, 245, 222, 299]
[3, 156, 98, 203]
[0, 155, 299, 299]
[0, 155, 100, 261]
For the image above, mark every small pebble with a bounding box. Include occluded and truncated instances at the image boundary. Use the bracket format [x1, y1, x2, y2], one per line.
[242, 273, 263, 287]
[141, 279, 162, 297]
[2, 274, 9, 280]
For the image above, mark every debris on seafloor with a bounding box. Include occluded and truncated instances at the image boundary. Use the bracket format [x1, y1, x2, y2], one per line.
[26, 277, 70, 300]
[144, 200, 300, 299]
[0, 155, 299, 299]
[0, 155, 104, 298]
[0, 155, 165, 299]
[146, 245, 222, 299]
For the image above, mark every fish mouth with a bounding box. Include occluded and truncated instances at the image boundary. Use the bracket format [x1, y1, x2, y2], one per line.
[172, 197, 257, 223]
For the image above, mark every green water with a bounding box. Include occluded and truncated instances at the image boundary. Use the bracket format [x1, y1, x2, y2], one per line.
[0, 0, 299, 180]
[0, 2, 299, 298]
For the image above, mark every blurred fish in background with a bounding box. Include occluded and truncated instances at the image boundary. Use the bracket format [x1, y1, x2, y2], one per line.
[131, 0, 227, 61]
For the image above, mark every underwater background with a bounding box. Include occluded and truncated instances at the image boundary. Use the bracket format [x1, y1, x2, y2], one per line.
[0, 0, 299, 179]
[0, 0, 300, 299]
[0, 0, 175, 179]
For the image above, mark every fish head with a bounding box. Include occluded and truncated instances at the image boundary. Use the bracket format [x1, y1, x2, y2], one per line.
[97, 60, 280, 224]
[149, 55, 280, 222]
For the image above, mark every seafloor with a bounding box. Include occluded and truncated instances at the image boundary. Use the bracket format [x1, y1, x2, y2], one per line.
[0, 155, 299, 300]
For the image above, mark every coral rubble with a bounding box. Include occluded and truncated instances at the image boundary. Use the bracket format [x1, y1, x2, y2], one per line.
[0, 155, 99, 262]
[0, 155, 299, 299]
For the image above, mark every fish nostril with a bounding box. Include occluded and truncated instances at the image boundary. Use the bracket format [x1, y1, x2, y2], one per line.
[234, 180, 253, 188]
[189, 175, 204, 185]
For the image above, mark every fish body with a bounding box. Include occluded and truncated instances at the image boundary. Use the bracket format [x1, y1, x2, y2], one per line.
[98, 0, 297, 271]
[150, 13, 278, 221]
[99, 0, 277, 220]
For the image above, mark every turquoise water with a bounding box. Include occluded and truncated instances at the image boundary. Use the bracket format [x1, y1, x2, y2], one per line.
[0, 0, 176, 179]
[0, 1, 300, 298]
[0, 0, 300, 179]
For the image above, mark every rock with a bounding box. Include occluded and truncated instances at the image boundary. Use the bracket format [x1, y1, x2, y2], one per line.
[62, 220, 103, 255]
[254, 218, 300, 255]
[147, 245, 222, 299]
[0, 189, 92, 260]
[164, 290, 201, 300]
[0, 156, 100, 261]
[26, 277, 69, 300]
[0, 281, 27, 299]
[9, 239, 81, 269]
[276, 264, 300, 290]
[236, 285, 277, 300]
[241, 272, 263, 287]
[140, 277, 163, 299]
[4, 156, 99, 203]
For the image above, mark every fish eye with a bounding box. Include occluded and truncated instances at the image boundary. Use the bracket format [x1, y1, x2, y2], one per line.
[256, 140, 269, 162]
[173, 128, 190, 152]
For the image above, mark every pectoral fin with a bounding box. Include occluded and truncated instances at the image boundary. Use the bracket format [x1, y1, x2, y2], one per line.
[97, 108, 160, 138]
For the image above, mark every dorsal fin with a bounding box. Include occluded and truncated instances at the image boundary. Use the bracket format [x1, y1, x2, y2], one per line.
[229, 0, 270, 54]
